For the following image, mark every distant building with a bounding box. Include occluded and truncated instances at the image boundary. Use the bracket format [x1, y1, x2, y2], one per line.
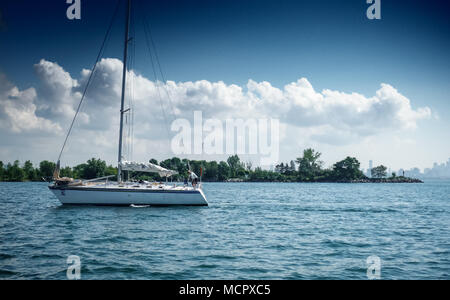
[367, 160, 373, 177]
[397, 158, 450, 179]
[422, 158, 450, 178]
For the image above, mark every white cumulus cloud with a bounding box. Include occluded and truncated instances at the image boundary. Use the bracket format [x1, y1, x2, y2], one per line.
[0, 73, 61, 134]
[0, 58, 432, 166]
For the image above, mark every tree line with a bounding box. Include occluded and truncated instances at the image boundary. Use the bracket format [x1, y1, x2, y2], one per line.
[0, 159, 117, 182]
[0, 149, 400, 183]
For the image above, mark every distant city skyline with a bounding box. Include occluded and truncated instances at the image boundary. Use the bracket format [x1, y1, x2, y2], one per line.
[400, 158, 450, 179]
[360, 158, 450, 179]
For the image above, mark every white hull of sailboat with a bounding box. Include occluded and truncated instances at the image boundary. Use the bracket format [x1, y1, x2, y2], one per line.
[49, 185, 208, 206]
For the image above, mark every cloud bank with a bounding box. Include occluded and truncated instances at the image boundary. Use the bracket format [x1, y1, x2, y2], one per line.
[0, 73, 61, 134]
[0, 58, 432, 165]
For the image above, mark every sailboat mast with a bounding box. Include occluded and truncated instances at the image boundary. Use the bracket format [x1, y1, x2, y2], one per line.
[118, 0, 131, 182]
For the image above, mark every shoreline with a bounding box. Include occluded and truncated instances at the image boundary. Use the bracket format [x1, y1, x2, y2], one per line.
[220, 177, 424, 183]
[0, 177, 424, 184]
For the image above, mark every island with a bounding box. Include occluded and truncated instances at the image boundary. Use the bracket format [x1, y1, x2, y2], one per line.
[0, 148, 422, 183]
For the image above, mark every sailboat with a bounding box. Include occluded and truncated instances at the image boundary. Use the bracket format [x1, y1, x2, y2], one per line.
[49, 0, 208, 206]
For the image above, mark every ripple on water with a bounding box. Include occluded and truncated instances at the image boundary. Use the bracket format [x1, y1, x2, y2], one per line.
[0, 181, 449, 279]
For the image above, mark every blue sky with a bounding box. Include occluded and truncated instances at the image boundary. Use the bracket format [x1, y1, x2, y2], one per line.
[0, 0, 449, 170]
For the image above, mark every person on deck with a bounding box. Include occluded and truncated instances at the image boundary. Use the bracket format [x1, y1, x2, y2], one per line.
[188, 170, 199, 188]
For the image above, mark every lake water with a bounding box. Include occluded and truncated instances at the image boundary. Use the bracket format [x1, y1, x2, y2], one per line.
[0, 181, 449, 280]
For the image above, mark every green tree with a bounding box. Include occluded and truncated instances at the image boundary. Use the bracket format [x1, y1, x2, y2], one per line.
[331, 157, 365, 181]
[249, 167, 286, 182]
[218, 161, 230, 181]
[7, 160, 25, 182]
[160, 157, 184, 175]
[105, 165, 118, 177]
[82, 158, 107, 179]
[245, 161, 253, 172]
[371, 165, 388, 178]
[0, 161, 4, 181]
[227, 155, 245, 178]
[296, 148, 323, 181]
[227, 155, 240, 178]
[23, 160, 37, 181]
[39, 160, 56, 179]
[4, 163, 11, 181]
[189, 160, 204, 178]
[60, 166, 74, 178]
[204, 161, 218, 181]
[170, 157, 182, 170]
[73, 163, 87, 179]
[250, 167, 268, 181]
[177, 159, 190, 178]
[236, 167, 247, 178]
[275, 163, 286, 174]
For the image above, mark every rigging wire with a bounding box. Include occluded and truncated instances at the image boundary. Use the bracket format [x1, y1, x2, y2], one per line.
[56, 0, 121, 163]
[140, 6, 172, 140]
[124, 4, 133, 163]
[128, 6, 136, 162]
[140, 1, 178, 119]
[142, 3, 206, 176]
[138, 0, 181, 141]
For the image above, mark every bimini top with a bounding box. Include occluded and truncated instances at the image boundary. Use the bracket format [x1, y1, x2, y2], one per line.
[120, 161, 179, 177]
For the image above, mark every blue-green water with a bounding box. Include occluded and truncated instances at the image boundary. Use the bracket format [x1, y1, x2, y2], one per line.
[0, 181, 449, 280]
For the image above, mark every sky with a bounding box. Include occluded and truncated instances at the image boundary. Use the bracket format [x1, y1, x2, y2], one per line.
[0, 0, 449, 171]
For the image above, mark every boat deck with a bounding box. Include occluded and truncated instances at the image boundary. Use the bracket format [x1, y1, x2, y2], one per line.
[51, 181, 201, 192]
[94, 182, 199, 191]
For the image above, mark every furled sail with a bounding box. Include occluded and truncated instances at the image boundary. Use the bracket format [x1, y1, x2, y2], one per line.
[120, 161, 178, 177]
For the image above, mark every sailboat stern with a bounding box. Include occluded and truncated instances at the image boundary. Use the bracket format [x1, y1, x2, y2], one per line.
[197, 188, 209, 206]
